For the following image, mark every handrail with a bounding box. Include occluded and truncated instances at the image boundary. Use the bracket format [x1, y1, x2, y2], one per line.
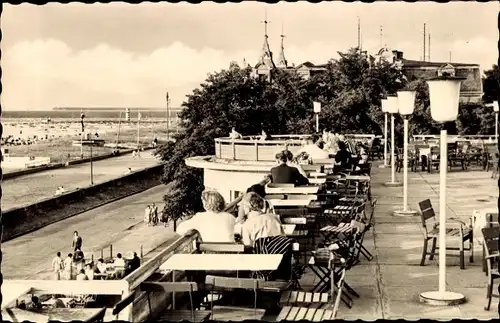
[124, 230, 200, 291]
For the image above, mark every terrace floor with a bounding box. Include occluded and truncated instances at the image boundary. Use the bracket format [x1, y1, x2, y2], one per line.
[288, 162, 499, 320]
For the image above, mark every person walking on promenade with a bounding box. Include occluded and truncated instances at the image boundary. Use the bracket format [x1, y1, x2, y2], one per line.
[151, 203, 159, 225]
[72, 231, 83, 252]
[63, 253, 73, 280]
[144, 205, 151, 225]
[52, 252, 64, 280]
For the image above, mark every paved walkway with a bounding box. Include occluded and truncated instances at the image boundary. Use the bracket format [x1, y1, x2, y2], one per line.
[1, 151, 161, 210]
[1, 185, 179, 280]
[301, 162, 498, 319]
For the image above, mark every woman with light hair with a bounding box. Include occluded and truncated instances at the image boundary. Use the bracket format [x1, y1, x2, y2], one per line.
[176, 190, 235, 242]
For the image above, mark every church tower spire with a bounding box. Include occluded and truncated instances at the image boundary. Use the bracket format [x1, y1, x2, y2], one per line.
[277, 21, 288, 68]
[259, 9, 276, 68]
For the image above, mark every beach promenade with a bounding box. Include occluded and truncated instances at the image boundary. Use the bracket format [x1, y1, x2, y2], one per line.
[1, 185, 178, 280]
[1, 151, 161, 210]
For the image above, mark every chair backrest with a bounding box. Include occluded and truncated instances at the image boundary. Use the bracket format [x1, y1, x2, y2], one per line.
[282, 217, 307, 225]
[268, 183, 294, 188]
[274, 208, 307, 217]
[111, 292, 136, 317]
[482, 227, 500, 258]
[430, 147, 440, 155]
[205, 275, 259, 319]
[418, 199, 435, 230]
[85, 308, 107, 323]
[286, 194, 317, 200]
[198, 243, 245, 254]
[140, 281, 198, 293]
[265, 194, 286, 200]
[205, 275, 261, 290]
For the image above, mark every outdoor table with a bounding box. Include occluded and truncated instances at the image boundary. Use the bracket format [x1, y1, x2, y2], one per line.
[159, 254, 283, 272]
[268, 199, 314, 208]
[308, 178, 327, 185]
[266, 186, 320, 195]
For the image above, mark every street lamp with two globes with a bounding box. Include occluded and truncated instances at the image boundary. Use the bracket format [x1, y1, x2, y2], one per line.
[384, 95, 402, 187]
[393, 90, 418, 217]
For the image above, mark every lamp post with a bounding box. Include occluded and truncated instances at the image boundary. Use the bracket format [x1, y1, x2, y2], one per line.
[393, 91, 418, 216]
[313, 102, 321, 133]
[493, 101, 499, 140]
[420, 75, 466, 306]
[384, 95, 402, 187]
[378, 99, 390, 169]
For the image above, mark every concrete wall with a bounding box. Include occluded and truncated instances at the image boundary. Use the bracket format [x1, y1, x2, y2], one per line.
[1, 163, 165, 242]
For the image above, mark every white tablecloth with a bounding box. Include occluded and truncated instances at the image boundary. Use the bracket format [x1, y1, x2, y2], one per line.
[159, 254, 283, 271]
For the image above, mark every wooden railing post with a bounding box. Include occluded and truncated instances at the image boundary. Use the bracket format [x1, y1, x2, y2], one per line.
[110, 245, 113, 260]
[219, 141, 222, 158]
[255, 141, 259, 161]
[215, 141, 219, 158]
[232, 141, 236, 160]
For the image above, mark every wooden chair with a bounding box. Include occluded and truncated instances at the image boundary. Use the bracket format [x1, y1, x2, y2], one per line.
[141, 282, 211, 322]
[418, 199, 473, 269]
[84, 308, 107, 323]
[427, 147, 440, 173]
[204, 276, 269, 320]
[481, 227, 500, 311]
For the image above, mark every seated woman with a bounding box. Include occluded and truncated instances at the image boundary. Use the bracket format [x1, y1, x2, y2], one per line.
[240, 194, 284, 247]
[176, 190, 235, 243]
[236, 180, 275, 224]
[334, 140, 352, 171]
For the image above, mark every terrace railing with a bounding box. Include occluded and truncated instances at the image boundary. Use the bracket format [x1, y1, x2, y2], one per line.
[413, 134, 498, 143]
[214, 134, 377, 161]
[214, 136, 307, 161]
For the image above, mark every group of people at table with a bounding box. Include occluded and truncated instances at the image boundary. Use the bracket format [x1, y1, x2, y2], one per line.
[175, 137, 358, 281]
[51, 231, 142, 281]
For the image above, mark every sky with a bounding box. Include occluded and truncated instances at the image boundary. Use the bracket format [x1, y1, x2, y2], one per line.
[1, 1, 498, 111]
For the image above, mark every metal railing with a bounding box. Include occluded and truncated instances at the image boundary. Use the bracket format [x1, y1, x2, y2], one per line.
[413, 134, 498, 142]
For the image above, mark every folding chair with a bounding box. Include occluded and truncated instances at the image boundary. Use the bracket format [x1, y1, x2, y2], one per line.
[141, 282, 211, 322]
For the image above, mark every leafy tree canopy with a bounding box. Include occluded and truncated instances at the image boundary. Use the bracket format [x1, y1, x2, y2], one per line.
[157, 48, 496, 221]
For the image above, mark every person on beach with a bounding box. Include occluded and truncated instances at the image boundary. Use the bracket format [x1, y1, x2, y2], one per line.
[63, 253, 73, 280]
[72, 231, 83, 251]
[144, 205, 151, 225]
[52, 252, 64, 280]
[151, 203, 159, 225]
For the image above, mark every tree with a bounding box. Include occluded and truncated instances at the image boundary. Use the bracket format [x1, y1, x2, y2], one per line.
[482, 64, 500, 103]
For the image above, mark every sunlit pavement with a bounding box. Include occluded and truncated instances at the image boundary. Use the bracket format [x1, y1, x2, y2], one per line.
[298, 162, 498, 319]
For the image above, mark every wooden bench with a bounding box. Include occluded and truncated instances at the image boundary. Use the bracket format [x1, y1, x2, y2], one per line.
[279, 290, 329, 306]
[276, 306, 334, 321]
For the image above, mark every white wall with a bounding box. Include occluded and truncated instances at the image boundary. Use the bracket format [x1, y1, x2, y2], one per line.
[204, 168, 269, 203]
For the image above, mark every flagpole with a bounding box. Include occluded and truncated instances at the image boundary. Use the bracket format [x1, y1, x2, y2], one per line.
[80, 110, 85, 159]
[137, 111, 140, 152]
[166, 92, 170, 142]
